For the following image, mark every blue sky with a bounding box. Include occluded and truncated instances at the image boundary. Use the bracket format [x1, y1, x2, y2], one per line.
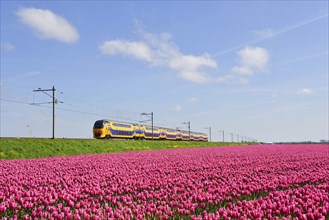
[1, 1, 328, 142]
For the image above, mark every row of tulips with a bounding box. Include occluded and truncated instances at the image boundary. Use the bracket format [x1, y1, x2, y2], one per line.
[192, 183, 329, 220]
[0, 144, 328, 219]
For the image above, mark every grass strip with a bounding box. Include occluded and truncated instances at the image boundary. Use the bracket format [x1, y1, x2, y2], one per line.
[0, 138, 248, 160]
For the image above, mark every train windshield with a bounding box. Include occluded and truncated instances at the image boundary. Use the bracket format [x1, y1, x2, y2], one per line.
[94, 120, 105, 128]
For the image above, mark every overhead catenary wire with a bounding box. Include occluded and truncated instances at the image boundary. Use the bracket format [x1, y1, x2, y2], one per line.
[2, 85, 156, 125]
[61, 92, 153, 124]
[1, 98, 146, 125]
[58, 91, 142, 117]
[1, 98, 32, 105]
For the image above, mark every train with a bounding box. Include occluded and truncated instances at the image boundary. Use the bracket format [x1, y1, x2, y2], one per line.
[93, 119, 208, 141]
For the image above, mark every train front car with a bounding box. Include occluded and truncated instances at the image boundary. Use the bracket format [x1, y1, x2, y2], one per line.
[93, 120, 110, 139]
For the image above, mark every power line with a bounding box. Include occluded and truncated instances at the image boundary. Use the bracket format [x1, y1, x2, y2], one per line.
[1, 98, 61, 110]
[56, 106, 139, 123]
[2, 88, 144, 124]
[58, 92, 142, 117]
[0, 98, 32, 105]
[1, 98, 141, 124]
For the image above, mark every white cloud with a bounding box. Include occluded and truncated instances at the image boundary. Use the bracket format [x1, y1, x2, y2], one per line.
[99, 27, 271, 84]
[99, 29, 218, 83]
[169, 54, 217, 83]
[100, 40, 153, 62]
[1, 42, 15, 51]
[215, 46, 270, 84]
[298, 88, 313, 95]
[16, 7, 79, 43]
[172, 104, 183, 112]
[232, 47, 270, 76]
[231, 66, 253, 75]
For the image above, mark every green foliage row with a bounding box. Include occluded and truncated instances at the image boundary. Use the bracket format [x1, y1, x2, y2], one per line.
[0, 138, 247, 160]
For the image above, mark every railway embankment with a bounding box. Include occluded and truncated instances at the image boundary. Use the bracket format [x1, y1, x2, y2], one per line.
[0, 138, 248, 160]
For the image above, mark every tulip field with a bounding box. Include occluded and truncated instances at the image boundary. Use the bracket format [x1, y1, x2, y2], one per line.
[0, 144, 328, 219]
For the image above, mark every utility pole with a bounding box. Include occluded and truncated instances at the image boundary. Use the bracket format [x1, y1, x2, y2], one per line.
[151, 112, 153, 140]
[204, 127, 212, 142]
[183, 121, 191, 140]
[141, 112, 154, 140]
[219, 130, 224, 142]
[188, 122, 190, 140]
[52, 86, 55, 139]
[33, 86, 61, 139]
[229, 132, 234, 142]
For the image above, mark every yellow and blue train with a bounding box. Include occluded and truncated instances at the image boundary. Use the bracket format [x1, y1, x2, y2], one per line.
[93, 119, 208, 141]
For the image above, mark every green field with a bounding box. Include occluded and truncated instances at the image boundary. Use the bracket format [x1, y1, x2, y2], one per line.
[0, 138, 248, 160]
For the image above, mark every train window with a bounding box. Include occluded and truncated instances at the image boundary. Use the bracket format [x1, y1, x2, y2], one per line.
[113, 123, 131, 128]
[146, 127, 158, 131]
[93, 120, 104, 128]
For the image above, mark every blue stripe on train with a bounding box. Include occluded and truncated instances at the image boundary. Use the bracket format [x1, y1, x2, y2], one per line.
[144, 132, 160, 137]
[110, 129, 134, 136]
[166, 134, 177, 139]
